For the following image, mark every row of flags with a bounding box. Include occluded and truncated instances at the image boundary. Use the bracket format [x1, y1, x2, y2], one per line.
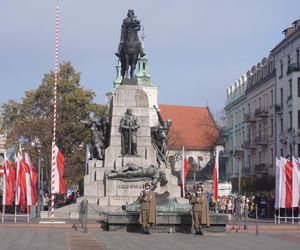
[180, 147, 220, 199]
[275, 157, 300, 208]
[1, 145, 65, 207]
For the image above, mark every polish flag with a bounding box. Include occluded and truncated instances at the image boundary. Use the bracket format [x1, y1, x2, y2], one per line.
[180, 146, 190, 197]
[25, 153, 38, 205]
[292, 157, 300, 207]
[15, 149, 26, 206]
[212, 150, 219, 202]
[53, 145, 66, 194]
[3, 154, 15, 205]
[285, 159, 293, 208]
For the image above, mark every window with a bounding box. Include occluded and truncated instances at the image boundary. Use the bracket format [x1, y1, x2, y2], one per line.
[288, 55, 291, 67]
[280, 118, 283, 133]
[280, 88, 283, 105]
[289, 111, 293, 130]
[271, 119, 274, 137]
[298, 110, 300, 128]
[271, 90, 274, 106]
[280, 60, 283, 76]
[289, 79, 292, 98]
[259, 97, 261, 108]
[298, 144, 300, 158]
[280, 148, 283, 157]
[297, 49, 300, 67]
[259, 152, 262, 163]
[270, 148, 273, 165]
[298, 77, 300, 97]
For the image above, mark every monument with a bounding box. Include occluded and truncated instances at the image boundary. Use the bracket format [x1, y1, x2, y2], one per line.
[82, 9, 182, 213]
[74, 10, 227, 233]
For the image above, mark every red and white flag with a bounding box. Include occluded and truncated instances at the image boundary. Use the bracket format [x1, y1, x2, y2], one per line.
[292, 157, 300, 207]
[25, 153, 38, 205]
[180, 146, 190, 197]
[52, 145, 66, 194]
[15, 149, 26, 206]
[3, 154, 15, 205]
[279, 157, 293, 208]
[212, 150, 219, 202]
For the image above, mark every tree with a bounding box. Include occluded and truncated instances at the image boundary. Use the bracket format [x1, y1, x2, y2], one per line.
[1, 61, 108, 189]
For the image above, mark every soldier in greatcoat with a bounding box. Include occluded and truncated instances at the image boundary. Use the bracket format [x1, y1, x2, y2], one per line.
[138, 182, 157, 234]
[190, 183, 210, 235]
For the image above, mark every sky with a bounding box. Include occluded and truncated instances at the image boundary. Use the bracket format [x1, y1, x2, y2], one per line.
[1, 0, 300, 113]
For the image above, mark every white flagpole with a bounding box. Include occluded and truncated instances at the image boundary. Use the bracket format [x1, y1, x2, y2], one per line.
[181, 146, 185, 197]
[50, 6, 59, 223]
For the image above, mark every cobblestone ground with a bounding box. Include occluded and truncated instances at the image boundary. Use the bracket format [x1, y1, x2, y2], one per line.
[0, 230, 299, 250]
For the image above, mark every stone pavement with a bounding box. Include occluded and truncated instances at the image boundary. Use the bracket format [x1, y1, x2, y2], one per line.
[0, 229, 299, 250]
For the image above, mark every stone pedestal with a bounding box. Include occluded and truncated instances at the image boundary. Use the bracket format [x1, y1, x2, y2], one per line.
[80, 83, 182, 213]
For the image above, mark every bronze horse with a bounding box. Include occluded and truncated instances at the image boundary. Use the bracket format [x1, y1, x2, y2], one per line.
[120, 25, 142, 79]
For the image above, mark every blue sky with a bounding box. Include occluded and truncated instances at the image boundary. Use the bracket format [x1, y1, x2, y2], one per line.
[1, 0, 300, 112]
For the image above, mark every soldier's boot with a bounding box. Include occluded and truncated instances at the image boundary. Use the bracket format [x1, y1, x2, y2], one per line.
[198, 225, 203, 235]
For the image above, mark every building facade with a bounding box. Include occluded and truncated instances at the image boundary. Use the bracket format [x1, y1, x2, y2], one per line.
[225, 19, 300, 180]
[224, 75, 247, 179]
[271, 19, 300, 159]
[244, 56, 276, 176]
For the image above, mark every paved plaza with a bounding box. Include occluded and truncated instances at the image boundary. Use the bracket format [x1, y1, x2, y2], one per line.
[0, 229, 299, 250]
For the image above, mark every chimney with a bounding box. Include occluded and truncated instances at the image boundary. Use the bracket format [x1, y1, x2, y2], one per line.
[282, 27, 296, 38]
[292, 19, 300, 30]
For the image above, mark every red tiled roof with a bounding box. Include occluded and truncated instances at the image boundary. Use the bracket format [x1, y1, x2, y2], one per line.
[159, 104, 219, 151]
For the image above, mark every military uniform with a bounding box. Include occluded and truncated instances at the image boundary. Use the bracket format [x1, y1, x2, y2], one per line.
[191, 189, 210, 235]
[138, 183, 157, 234]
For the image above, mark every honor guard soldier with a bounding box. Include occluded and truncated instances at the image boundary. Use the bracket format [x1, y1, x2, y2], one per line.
[190, 183, 210, 235]
[138, 182, 157, 234]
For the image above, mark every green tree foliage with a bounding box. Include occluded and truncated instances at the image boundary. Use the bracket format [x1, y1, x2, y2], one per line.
[1, 61, 108, 188]
[231, 176, 275, 194]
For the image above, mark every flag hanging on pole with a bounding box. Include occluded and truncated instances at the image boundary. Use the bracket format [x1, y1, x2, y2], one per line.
[25, 153, 38, 205]
[285, 158, 293, 208]
[212, 149, 219, 203]
[3, 154, 15, 206]
[15, 148, 26, 206]
[292, 157, 300, 207]
[53, 145, 66, 194]
[180, 146, 190, 197]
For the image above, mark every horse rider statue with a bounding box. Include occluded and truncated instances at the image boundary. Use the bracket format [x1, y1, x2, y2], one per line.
[115, 9, 146, 79]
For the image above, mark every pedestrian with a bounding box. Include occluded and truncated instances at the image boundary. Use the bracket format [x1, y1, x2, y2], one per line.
[190, 183, 210, 235]
[138, 182, 157, 234]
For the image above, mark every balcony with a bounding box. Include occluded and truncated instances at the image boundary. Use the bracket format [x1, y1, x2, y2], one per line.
[243, 113, 257, 123]
[254, 107, 268, 118]
[254, 163, 268, 174]
[255, 135, 268, 146]
[287, 63, 300, 75]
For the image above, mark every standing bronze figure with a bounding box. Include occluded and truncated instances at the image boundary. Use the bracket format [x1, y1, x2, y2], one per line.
[81, 112, 109, 160]
[120, 108, 140, 155]
[115, 9, 145, 79]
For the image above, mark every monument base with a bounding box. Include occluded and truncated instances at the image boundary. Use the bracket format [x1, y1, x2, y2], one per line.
[102, 212, 228, 233]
